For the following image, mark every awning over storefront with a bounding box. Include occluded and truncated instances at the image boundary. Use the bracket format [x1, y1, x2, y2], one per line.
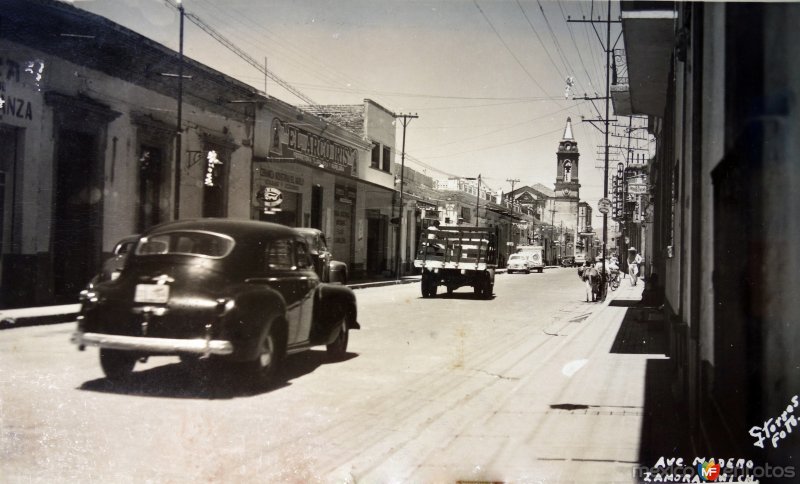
[620, 8, 677, 118]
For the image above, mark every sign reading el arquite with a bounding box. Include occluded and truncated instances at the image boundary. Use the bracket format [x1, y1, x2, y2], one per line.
[268, 118, 357, 176]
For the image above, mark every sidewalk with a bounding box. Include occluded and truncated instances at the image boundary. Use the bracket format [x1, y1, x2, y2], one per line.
[525, 275, 689, 481]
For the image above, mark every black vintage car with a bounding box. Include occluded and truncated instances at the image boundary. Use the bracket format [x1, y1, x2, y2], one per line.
[293, 227, 348, 284]
[71, 219, 359, 385]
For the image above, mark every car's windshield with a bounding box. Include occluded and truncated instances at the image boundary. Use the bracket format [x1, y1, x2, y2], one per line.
[509, 255, 525, 261]
[135, 231, 235, 258]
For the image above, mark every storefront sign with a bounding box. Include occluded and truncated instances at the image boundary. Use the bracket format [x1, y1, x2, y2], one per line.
[335, 184, 357, 205]
[0, 56, 45, 123]
[628, 183, 648, 195]
[256, 186, 284, 214]
[251, 162, 304, 212]
[254, 164, 305, 191]
[269, 118, 357, 175]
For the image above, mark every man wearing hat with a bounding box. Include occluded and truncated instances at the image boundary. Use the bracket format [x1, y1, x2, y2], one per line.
[627, 247, 643, 286]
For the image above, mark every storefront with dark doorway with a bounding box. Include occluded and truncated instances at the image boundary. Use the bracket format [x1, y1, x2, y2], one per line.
[47, 93, 120, 302]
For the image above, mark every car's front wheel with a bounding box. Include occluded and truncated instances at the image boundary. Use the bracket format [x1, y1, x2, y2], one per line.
[326, 317, 349, 360]
[99, 349, 136, 381]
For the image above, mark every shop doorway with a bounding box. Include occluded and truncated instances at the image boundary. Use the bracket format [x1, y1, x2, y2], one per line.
[53, 128, 103, 300]
[311, 185, 323, 229]
[0, 127, 19, 294]
[366, 214, 387, 275]
[138, 145, 164, 232]
[259, 190, 301, 227]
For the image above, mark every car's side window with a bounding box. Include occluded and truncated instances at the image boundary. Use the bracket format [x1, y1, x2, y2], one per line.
[295, 240, 312, 270]
[266, 239, 294, 271]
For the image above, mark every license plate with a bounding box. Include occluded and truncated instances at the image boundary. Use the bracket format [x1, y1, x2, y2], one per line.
[134, 284, 170, 304]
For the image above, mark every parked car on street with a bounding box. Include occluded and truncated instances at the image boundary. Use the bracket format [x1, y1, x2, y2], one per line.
[560, 256, 574, 268]
[506, 253, 531, 274]
[573, 253, 586, 267]
[71, 219, 360, 385]
[293, 227, 348, 284]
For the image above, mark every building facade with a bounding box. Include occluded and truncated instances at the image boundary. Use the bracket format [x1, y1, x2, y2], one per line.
[0, 1, 401, 306]
[1, 0, 258, 307]
[616, 0, 800, 466]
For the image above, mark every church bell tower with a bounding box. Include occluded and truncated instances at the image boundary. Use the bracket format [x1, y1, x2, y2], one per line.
[554, 117, 580, 200]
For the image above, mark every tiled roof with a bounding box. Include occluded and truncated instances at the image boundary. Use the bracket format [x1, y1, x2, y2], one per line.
[531, 183, 556, 198]
[301, 105, 366, 136]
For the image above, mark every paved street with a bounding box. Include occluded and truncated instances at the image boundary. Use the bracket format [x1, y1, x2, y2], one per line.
[0, 268, 656, 483]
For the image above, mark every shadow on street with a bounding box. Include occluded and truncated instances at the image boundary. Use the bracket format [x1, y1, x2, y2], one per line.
[77, 350, 358, 399]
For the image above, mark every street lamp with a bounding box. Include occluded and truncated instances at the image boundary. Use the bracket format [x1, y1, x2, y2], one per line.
[464, 174, 481, 227]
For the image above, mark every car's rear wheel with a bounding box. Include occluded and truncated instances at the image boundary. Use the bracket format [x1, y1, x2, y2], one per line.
[99, 349, 136, 381]
[243, 320, 285, 387]
[326, 316, 349, 360]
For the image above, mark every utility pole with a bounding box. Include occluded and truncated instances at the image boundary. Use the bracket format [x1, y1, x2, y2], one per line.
[394, 112, 418, 281]
[506, 178, 520, 206]
[568, 1, 621, 298]
[474, 174, 482, 227]
[549, 205, 557, 265]
[174, 0, 185, 220]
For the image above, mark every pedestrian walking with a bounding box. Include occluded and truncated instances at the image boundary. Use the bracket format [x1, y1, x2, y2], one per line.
[627, 247, 643, 286]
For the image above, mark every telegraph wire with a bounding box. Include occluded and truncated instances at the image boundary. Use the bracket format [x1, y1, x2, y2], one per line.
[558, 0, 600, 95]
[191, 0, 369, 95]
[473, 0, 550, 97]
[422, 127, 563, 159]
[516, 0, 566, 83]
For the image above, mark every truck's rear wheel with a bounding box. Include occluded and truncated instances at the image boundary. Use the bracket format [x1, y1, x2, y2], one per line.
[421, 272, 437, 298]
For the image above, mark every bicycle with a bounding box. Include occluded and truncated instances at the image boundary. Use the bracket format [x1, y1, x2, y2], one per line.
[608, 269, 621, 291]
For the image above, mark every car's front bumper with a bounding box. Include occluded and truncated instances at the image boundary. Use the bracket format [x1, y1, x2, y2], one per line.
[71, 331, 234, 356]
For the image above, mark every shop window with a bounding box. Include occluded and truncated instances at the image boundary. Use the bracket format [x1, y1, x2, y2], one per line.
[461, 207, 471, 223]
[371, 142, 380, 169]
[382, 146, 391, 172]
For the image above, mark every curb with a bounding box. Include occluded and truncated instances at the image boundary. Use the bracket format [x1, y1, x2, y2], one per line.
[0, 304, 81, 330]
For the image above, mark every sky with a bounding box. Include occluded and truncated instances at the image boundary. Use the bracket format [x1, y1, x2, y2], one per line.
[70, 0, 652, 212]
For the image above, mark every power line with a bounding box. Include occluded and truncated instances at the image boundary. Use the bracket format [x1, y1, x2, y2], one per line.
[191, 0, 370, 96]
[422, 127, 563, 159]
[516, 0, 566, 82]
[163, 0, 320, 108]
[536, 0, 581, 93]
[558, 0, 600, 95]
[473, 0, 550, 97]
